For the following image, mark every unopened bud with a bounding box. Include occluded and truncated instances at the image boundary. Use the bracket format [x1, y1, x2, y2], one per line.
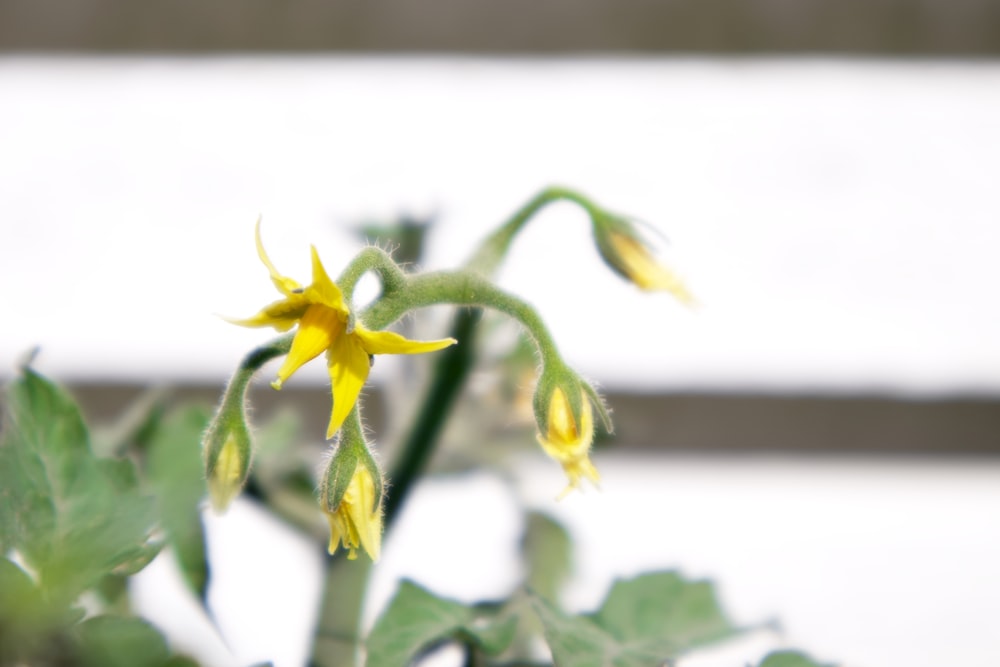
[593, 214, 694, 304]
[319, 420, 385, 561]
[533, 367, 610, 497]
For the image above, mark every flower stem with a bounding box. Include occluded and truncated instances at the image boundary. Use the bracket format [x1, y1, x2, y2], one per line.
[337, 246, 408, 301]
[362, 270, 563, 370]
[465, 185, 599, 274]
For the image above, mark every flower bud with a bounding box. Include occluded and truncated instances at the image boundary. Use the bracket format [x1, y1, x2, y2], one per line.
[593, 214, 694, 304]
[319, 433, 384, 561]
[533, 369, 609, 497]
[202, 407, 253, 513]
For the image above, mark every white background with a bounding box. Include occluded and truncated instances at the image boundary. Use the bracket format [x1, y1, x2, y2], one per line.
[2, 57, 999, 393]
[3, 57, 1000, 667]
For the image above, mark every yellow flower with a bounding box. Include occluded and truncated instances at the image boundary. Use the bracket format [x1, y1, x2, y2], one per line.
[537, 387, 599, 498]
[597, 224, 695, 305]
[325, 464, 383, 560]
[232, 223, 457, 438]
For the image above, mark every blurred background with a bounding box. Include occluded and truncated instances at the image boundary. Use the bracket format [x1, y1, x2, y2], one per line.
[2, 2, 999, 667]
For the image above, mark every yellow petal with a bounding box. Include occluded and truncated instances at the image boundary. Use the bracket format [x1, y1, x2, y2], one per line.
[225, 294, 312, 331]
[537, 387, 598, 496]
[346, 468, 383, 561]
[325, 332, 372, 438]
[556, 456, 601, 500]
[542, 387, 594, 452]
[273, 304, 343, 388]
[256, 219, 303, 296]
[304, 245, 349, 314]
[324, 467, 383, 561]
[354, 328, 457, 356]
[546, 387, 578, 444]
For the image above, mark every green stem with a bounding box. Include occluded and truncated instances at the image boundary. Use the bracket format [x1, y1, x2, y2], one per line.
[362, 271, 562, 367]
[465, 185, 599, 274]
[310, 189, 587, 666]
[337, 246, 408, 301]
[229, 332, 295, 397]
[309, 556, 372, 667]
[204, 333, 293, 479]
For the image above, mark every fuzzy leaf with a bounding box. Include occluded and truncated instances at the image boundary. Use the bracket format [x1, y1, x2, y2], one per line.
[532, 571, 738, 667]
[0, 367, 158, 601]
[590, 571, 735, 651]
[146, 405, 212, 599]
[366, 580, 517, 667]
[532, 594, 673, 667]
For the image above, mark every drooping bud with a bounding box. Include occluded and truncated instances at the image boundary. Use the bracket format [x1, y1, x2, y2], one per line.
[592, 212, 695, 304]
[202, 393, 253, 512]
[202, 334, 295, 512]
[318, 416, 385, 561]
[533, 366, 611, 498]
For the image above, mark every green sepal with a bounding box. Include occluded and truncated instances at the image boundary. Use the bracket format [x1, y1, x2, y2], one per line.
[319, 443, 359, 514]
[201, 390, 253, 512]
[533, 364, 611, 437]
[321, 408, 384, 514]
[582, 379, 614, 434]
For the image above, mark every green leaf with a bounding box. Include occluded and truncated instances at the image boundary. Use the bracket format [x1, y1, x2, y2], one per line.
[531, 571, 738, 667]
[0, 557, 70, 663]
[758, 650, 837, 667]
[161, 658, 204, 667]
[76, 615, 171, 667]
[0, 367, 159, 601]
[590, 572, 735, 651]
[146, 405, 212, 599]
[532, 595, 671, 667]
[522, 512, 572, 603]
[365, 580, 517, 667]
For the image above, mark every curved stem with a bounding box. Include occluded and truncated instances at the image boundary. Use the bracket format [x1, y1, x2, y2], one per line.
[464, 185, 599, 274]
[336, 246, 408, 301]
[362, 271, 562, 366]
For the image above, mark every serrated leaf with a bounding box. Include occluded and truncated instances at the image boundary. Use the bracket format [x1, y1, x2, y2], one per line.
[146, 405, 212, 599]
[590, 572, 735, 652]
[76, 615, 171, 667]
[532, 594, 674, 667]
[365, 580, 517, 667]
[0, 367, 159, 601]
[531, 571, 738, 667]
[757, 650, 837, 667]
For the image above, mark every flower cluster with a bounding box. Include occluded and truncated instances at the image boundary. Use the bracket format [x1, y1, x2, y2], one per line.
[231, 223, 456, 439]
[204, 189, 690, 561]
